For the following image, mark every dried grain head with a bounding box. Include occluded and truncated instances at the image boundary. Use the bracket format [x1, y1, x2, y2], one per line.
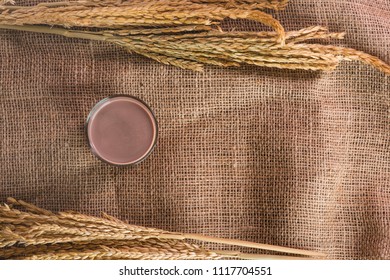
[1, 198, 325, 260]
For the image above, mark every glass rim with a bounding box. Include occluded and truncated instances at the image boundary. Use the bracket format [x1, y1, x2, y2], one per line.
[85, 95, 158, 166]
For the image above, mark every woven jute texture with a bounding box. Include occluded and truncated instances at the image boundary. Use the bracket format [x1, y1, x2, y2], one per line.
[1, 0, 389, 259]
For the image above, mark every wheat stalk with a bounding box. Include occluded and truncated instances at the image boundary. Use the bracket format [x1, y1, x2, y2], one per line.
[0, 198, 324, 260]
[0, 1, 388, 74]
[2, 0, 289, 11]
[189, 0, 289, 11]
[1, 23, 388, 74]
[0, 0, 286, 41]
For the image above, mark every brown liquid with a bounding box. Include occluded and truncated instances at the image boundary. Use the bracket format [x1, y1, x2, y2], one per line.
[87, 96, 157, 165]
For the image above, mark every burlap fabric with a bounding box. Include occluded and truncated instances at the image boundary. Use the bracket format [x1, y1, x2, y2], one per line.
[1, 0, 389, 260]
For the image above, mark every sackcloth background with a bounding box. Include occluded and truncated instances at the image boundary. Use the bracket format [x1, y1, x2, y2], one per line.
[1, 0, 389, 259]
